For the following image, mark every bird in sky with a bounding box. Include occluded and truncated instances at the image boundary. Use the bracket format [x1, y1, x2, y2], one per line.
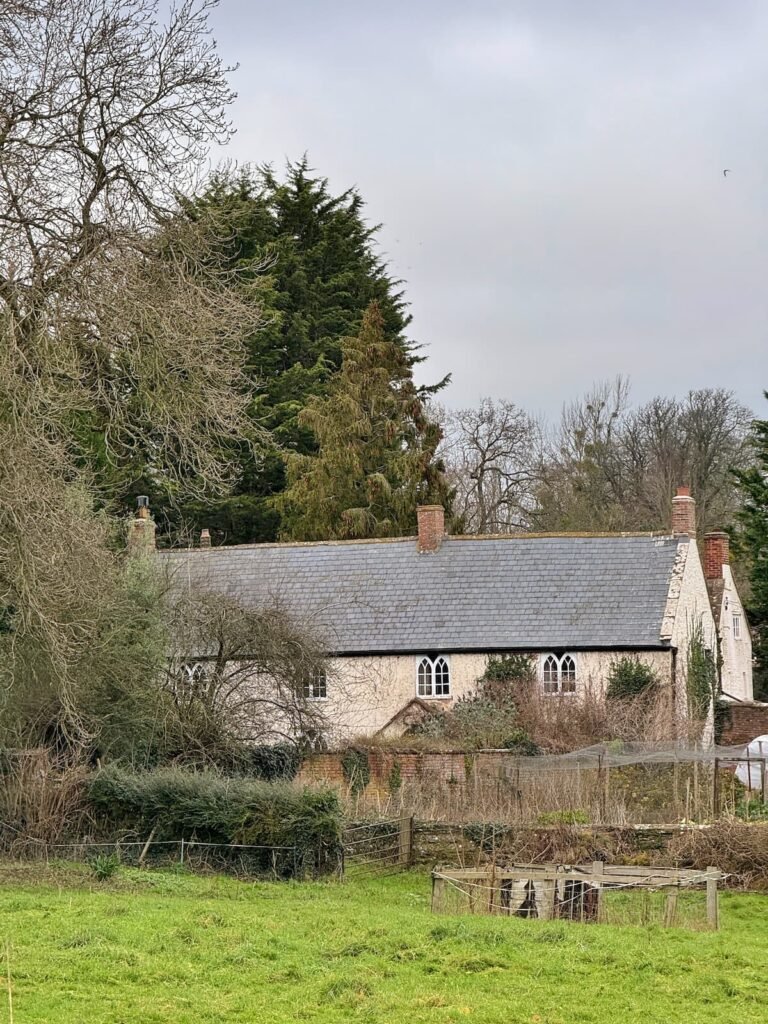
[723, 169, 732, 177]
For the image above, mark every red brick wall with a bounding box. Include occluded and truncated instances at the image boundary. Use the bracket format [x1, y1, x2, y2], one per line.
[296, 749, 512, 789]
[721, 703, 768, 745]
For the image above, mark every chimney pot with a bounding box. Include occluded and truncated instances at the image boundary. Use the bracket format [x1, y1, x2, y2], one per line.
[704, 531, 729, 580]
[671, 487, 696, 536]
[200, 528, 211, 549]
[416, 505, 445, 553]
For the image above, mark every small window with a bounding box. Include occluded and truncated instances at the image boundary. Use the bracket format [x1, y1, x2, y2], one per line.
[303, 666, 327, 700]
[732, 614, 742, 640]
[540, 653, 578, 695]
[416, 656, 451, 698]
[181, 662, 208, 686]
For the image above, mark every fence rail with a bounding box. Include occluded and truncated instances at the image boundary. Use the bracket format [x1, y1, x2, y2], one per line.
[431, 861, 723, 930]
[342, 815, 413, 874]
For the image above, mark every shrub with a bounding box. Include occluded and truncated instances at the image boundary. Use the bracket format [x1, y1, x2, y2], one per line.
[341, 749, 370, 794]
[387, 761, 402, 794]
[88, 852, 120, 881]
[246, 743, 302, 781]
[502, 729, 540, 756]
[87, 765, 342, 877]
[666, 821, 768, 888]
[686, 619, 718, 718]
[606, 657, 659, 701]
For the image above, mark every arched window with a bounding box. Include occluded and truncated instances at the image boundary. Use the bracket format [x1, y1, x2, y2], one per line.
[181, 662, 208, 687]
[540, 654, 578, 695]
[560, 655, 577, 694]
[433, 657, 450, 696]
[542, 654, 559, 694]
[303, 666, 327, 700]
[416, 656, 451, 698]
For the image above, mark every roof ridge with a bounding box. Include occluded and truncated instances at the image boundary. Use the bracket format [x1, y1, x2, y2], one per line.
[157, 530, 675, 555]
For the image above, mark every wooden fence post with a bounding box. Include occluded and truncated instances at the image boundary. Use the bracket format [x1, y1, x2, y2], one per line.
[431, 873, 446, 913]
[399, 814, 413, 867]
[706, 866, 719, 930]
[592, 861, 604, 923]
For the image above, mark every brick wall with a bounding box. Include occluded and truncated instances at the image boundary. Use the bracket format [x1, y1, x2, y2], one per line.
[296, 749, 513, 789]
[721, 703, 768, 745]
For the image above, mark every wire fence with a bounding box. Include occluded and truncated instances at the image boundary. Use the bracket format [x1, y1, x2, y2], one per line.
[0, 823, 341, 880]
[341, 816, 413, 876]
[431, 863, 724, 930]
[347, 742, 768, 826]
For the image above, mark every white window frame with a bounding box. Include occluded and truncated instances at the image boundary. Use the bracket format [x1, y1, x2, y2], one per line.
[416, 655, 451, 698]
[303, 666, 328, 701]
[539, 653, 578, 695]
[180, 661, 208, 685]
[732, 613, 742, 640]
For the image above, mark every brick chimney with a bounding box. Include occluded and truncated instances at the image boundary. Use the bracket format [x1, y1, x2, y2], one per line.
[199, 528, 211, 549]
[127, 496, 156, 553]
[671, 486, 696, 536]
[704, 531, 729, 581]
[416, 505, 445, 553]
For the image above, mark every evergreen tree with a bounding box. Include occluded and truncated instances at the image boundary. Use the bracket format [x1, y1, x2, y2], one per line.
[732, 392, 768, 699]
[281, 302, 451, 540]
[165, 159, 440, 543]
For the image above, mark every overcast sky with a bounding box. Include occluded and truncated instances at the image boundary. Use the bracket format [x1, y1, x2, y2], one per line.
[209, 0, 767, 417]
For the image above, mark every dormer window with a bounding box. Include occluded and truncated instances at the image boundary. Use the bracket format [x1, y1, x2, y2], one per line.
[541, 653, 577, 695]
[416, 656, 451, 698]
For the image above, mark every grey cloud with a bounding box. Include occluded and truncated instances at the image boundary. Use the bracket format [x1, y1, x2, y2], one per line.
[209, 0, 768, 415]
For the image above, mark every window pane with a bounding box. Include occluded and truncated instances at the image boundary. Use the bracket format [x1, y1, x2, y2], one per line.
[433, 657, 450, 696]
[313, 667, 327, 699]
[417, 658, 432, 696]
[560, 655, 576, 693]
[733, 615, 741, 639]
[542, 655, 559, 694]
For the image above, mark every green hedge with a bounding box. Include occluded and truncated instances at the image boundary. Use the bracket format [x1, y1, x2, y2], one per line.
[87, 765, 341, 878]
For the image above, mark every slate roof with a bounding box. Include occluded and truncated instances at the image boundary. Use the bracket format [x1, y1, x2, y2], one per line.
[159, 533, 686, 655]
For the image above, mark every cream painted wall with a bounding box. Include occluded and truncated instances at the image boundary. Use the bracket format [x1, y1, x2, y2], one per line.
[667, 538, 719, 725]
[317, 648, 674, 740]
[718, 565, 754, 702]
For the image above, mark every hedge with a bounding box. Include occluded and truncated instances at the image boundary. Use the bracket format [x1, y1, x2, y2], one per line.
[87, 765, 342, 878]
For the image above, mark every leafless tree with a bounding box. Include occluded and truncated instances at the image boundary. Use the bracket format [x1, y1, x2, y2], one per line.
[438, 399, 544, 533]
[536, 379, 753, 534]
[0, 1, 266, 751]
[0, 0, 260, 494]
[164, 590, 332, 758]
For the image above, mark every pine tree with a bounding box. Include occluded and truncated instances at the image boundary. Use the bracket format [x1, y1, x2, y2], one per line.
[732, 392, 768, 699]
[163, 159, 442, 543]
[281, 302, 451, 540]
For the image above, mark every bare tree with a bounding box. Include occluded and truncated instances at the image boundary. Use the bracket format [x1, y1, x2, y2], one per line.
[0, 0, 260, 494]
[536, 379, 753, 534]
[165, 590, 331, 759]
[438, 399, 543, 533]
[0, 2, 265, 751]
[535, 378, 632, 531]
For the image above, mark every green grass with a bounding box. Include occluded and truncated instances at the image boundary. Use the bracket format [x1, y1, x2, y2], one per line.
[0, 862, 766, 1023]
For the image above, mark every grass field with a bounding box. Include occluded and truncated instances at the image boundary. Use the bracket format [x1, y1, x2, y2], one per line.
[0, 863, 766, 1023]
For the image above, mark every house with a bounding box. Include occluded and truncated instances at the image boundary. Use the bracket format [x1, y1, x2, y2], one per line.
[139, 488, 753, 741]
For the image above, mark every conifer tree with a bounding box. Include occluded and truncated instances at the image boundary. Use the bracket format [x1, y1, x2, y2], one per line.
[281, 302, 451, 540]
[167, 160, 443, 542]
[732, 392, 768, 698]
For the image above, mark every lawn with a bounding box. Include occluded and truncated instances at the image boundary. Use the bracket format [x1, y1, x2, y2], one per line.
[0, 862, 766, 1023]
